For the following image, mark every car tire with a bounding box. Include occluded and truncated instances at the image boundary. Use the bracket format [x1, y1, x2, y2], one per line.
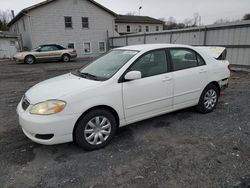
[197, 84, 219, 113]
[62, 54, 70, 62]
[24, 55, 35, 64]
[74, 109, 117, 150]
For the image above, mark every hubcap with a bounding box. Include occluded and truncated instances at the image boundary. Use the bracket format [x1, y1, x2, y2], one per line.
[63, 56, 69, 62]
[84, 116, 111, 145]
[27, 57, 34, 64]
[204, 89, 217, 110]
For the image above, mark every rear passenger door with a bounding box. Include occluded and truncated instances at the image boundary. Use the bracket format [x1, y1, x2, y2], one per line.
[168, 48, 208, 109]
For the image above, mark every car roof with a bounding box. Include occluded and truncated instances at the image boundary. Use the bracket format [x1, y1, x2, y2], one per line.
[40, 44, 59, 46]
[116, 43, 193, 51]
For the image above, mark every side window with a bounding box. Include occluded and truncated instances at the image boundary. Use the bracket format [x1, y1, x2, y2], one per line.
[197, 54, 206, 66]
[40, 46, 54, 52]
[170, 49, 199, 71]
[51, 46, 59, 51]
[129, 50, 168, 78]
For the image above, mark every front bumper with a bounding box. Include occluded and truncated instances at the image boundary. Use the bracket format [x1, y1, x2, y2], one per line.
[17, 101, 80, 145]
[13, 57, 24, 62]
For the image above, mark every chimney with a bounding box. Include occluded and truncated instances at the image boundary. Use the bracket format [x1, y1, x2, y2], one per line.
[11, 10, 15, 18]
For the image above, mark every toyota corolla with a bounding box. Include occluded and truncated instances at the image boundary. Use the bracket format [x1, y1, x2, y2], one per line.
[17, 44, 230, 150]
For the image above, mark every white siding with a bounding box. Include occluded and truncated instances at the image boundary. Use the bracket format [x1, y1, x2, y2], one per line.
[11, 0, 115, 57]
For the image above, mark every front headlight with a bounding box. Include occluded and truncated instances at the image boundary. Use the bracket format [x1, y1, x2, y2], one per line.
[30, 100, 66, 115]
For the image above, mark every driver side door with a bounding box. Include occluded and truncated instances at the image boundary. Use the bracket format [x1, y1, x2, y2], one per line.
[122, 49, 174, 124]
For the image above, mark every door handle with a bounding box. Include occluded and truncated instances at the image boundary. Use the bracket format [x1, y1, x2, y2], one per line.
[162, 77, 172, 82]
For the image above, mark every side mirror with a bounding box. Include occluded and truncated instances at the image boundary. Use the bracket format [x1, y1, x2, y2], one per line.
[124, 71, 142, 81]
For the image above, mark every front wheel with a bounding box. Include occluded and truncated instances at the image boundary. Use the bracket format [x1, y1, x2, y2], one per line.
[62, 54, 70, 62]
[197, 84, 219, 113]
[74, 109, 117, 150]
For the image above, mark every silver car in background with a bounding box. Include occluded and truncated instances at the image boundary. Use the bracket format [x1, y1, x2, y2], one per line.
[14, 44, 77, 64]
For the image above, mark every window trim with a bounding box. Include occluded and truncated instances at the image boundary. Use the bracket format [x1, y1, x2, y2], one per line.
[64, 16, 73, 29]
[83, 41, 92, 54]
[98, 41, 106, 53]
[82, 17, 89, 29]
[167, 47, 207, 72]
[118, 48, 171, 83]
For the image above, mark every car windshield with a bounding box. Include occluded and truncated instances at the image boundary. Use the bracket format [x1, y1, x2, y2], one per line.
[78, 50, 138, 81]
[30, 46, 41, 52]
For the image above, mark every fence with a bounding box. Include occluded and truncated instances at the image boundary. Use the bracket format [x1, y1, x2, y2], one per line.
[109, 20, 250, 66]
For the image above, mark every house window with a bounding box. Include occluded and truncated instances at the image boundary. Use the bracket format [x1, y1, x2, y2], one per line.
[82, 17, 89, 28]
[156, 25, 159, 31]
[83, 42, 91, 53]
[99, 41, 106, 53]
[22, 19, 26, 31]
[64, 16, 73, 28]
[68, 43, 75, 49]
[115, 25, 118, 32]
[145, 26, 149, 32]
[138, 25, 142, 32]
[127, 25, 131, 32]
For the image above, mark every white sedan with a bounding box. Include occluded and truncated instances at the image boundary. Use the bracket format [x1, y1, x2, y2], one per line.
[17, 44, 230, 150]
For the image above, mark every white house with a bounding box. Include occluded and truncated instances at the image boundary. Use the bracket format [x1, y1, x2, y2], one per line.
[115, 15, 164, 35]
[0, 31, 19, 59]
[8, 0, 117, 57]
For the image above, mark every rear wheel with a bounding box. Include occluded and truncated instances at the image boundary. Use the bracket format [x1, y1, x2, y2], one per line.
[24, 55, 35, 64]
[62, 54, 70, 62]
[74, 109, 117, 150]
[197, 84, 219, 113]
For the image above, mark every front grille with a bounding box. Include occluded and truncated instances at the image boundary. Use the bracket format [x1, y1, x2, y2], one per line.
[22, 97, 30, 111]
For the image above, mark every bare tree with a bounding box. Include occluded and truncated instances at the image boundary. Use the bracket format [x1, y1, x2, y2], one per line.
[214, 18, 230, 24]
[0, 10, 12, 31]
[126, 11, 137, 16]
[243, 14, 250, 20]
[183, 18, 193, 27]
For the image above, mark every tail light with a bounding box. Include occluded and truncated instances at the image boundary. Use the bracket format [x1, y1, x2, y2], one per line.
[227, 64, 232, 72]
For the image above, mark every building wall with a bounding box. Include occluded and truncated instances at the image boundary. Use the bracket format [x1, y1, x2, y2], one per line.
[11, 0, 115, 57]
[115, 23, 163, 34]
[0, 38, 18, 58]
[110, 20, 250, 66]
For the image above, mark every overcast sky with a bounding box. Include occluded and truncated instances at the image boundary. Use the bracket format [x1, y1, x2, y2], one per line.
[1, 0, 249, 24]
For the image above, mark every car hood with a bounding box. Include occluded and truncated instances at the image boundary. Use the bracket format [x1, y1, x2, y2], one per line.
[14, 51, 30, 57]
[25, 73, 102, 104]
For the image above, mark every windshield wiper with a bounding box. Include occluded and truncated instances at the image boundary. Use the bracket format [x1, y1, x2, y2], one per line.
[77, 71, 99, 80]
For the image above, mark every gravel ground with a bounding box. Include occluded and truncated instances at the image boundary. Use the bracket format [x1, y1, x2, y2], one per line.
[0, 60, 250, 188]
